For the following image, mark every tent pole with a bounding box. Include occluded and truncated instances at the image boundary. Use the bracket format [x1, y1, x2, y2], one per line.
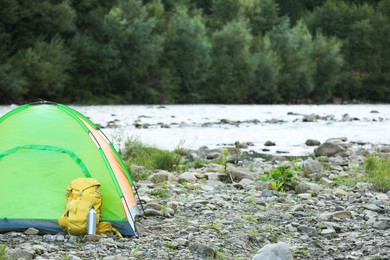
[133, 184, 146, 216]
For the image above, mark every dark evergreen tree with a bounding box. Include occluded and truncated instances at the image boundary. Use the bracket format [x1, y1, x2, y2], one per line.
[208, 0, 241, 30]
[159, 5, 211, 103]
[240, 0, 283, 36]
[0, 0, 76, 103]
[310, 33, 344, 102]
[249, 36, 280, 103]
[103, 0, 164, 103]
[207, 19, 256, 103]
[267, 20, 315, 102]
[12, 37, 73, 101]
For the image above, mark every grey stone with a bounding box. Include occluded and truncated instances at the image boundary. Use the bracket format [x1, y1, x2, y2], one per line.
[200, 184, 214, 191]
[254, 212, 267, 221]
[84, 234, 100, 241]
[144, 209, 163, 217]
[332, 188, 348, 196]
[5, 248, 33, 260]
[324, 222, 342, 233]
[261, 190, 277, 198]
[31, 245, 47, 254]
[321, 229, 337, 238]
[178, 172, 197, 183]
[175, 238, 189, 246]
[144, 203, 162, 211]
[239, 178, 255, 186]
[373, 220, 388, 230]
[362, 203, 381, 212]
[297, 193, 312, 200]
[206, 180, 225, 188]
[295, 181, 322, 194]
[320, 177, 333, 185]
[163, 208, 175, 217]
[333, 211, 352, 219]
[297, 226, 318, 237]
[202, 210, 214, 215]
[291, 205, 304, 212]
[302, 158, 322, 174]
[189, 242, 215, 258]
[206, 152, 221, 160]
[149, 171, 176, 183]
[252, 242, 293, 260]
[264, 140, 276, 146]
[314, 142, 346, 157]
[102, 255, 127, 260]
[303, 114, 319, 122]
[230, 169, 254, 181]
[305, 139, 321, 146]
[364, 210, 378, 220]
[167, 201, 178, 213]
[318, 213, 334, 221]
[24, 227, 40, 235]
[375, 194, 389, 201]
[205, 172, 220, 181]
[56, 235, 65, 241]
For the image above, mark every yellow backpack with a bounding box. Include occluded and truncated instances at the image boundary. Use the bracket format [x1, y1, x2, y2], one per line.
[58, 178, 112, 235]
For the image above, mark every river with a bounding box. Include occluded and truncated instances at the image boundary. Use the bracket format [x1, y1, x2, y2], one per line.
[1, 104, 389, 156]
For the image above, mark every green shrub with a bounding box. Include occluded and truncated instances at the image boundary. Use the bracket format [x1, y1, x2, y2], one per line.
[122, 138, 181, 171]
[365, 155, 390, 192]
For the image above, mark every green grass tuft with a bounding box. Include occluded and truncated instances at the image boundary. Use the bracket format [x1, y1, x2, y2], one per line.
[0, 244, 6, 260]
[365, 155, 390, 192]
[122, 138, 181, 172]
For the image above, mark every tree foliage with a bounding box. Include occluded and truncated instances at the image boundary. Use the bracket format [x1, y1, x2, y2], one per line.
[0, 0, 389, 104]
[208, 19, 256, 103]
[162, 5, 211, 103]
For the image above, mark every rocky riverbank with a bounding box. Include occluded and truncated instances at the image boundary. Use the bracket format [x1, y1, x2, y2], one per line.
[1, 138, 390, 260]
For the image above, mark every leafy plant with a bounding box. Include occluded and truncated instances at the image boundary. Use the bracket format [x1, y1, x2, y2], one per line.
[261, 165, 296, 191]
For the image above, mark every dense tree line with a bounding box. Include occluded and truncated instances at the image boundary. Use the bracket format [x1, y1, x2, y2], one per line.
[0, 0, 389, 104]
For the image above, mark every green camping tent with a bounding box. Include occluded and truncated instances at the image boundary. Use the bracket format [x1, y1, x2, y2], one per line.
[0, 101, 141, 236]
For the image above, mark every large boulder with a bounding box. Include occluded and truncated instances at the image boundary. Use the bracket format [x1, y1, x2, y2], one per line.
[295, 181, 323, 194]
[252, 242, 293, 260]
[314, 138, 351, 157]
[178, 172, 198, 183]
[229, 169, 254, 182]
[149, 171, 177, 183]
[302, 158, 322, 174]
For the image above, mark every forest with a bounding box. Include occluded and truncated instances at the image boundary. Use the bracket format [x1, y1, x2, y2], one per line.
[0, 0, 389, 104]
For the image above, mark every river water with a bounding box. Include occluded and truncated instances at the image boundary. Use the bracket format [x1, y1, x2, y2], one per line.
[1, 104, 389, 156]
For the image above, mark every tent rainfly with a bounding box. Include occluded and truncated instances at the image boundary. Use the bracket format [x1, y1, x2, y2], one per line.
[0, 101, 141, 236]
